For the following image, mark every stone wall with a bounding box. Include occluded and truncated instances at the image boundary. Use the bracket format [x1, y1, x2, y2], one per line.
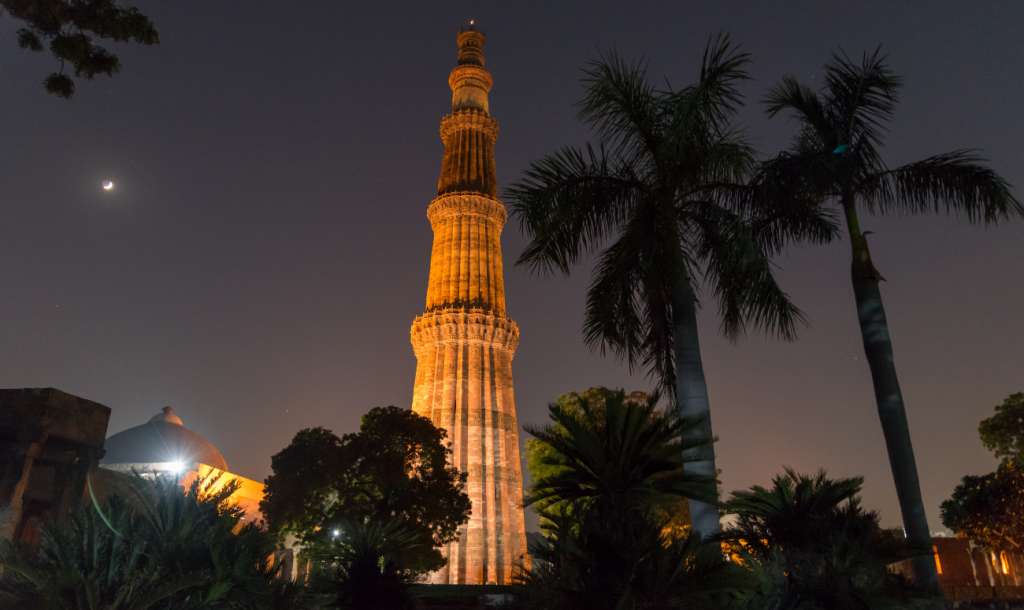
[0, 388, 110, 544]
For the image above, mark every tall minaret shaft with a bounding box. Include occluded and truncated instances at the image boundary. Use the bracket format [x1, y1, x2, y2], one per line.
[410, 28, 526, 585]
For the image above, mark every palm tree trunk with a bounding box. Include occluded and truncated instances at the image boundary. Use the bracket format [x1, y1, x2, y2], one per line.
[673, 272, 720, 538]
[843, 201, 939, 588]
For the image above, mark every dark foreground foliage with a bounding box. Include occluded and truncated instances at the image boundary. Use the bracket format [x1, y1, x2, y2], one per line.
[0, 472, 313, 610]
[719, 469, 923, 610]
[304, 519, 421, 610]
[515, 506, 749, 610]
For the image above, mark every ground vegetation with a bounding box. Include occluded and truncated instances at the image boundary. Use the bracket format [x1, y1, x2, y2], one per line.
[0, 472, 305, 610]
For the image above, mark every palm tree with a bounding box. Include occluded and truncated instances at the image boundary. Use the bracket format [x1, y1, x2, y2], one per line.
[507, 35, 834, 538]
[761, 50, 1023, 585]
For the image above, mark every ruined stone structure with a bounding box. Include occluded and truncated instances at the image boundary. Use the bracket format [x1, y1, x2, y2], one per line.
[409, 28, 526, 585]
[0, 388, 110, 544]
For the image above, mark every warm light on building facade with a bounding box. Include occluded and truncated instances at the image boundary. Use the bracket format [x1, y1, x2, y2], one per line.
[408, 26, 527, 585]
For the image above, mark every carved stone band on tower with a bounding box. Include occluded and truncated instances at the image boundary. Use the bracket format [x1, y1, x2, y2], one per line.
[410, 27, 527, 585]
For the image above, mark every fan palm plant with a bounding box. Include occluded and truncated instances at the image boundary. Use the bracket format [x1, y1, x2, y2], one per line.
[760, 49, 1023, 585]
[507, 35, 834, 538]
[520, 392, 753, 609]
[720, 469, 918, 610]
[525, 390, 717, 520]
[0, 487, 203, 610]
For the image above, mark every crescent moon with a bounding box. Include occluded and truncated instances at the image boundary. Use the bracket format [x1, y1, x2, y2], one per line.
[103, 181, 114, 190]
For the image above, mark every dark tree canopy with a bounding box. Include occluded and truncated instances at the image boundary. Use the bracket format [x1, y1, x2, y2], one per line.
[979, 393, 1024, 466]
[261, 407, 471, 574]
[1, 0, 158, 98]
[941, 461, 1024, 552]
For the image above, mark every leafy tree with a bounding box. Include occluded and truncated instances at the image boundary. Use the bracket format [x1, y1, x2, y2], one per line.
[0, 472, 301, 610]
[941, 461, 1024, 552]
[261, 406, 471, 575]
[1, 0, 158, 98]
[978, 393, 1024, 466]
[760, 49, 1023, 586]
[523, 387, 690, 534]
[719, 469, 919, 610]
[506, 35, 832, 538]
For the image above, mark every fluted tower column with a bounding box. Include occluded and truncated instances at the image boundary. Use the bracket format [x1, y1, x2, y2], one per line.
[410, 27, 526, 585]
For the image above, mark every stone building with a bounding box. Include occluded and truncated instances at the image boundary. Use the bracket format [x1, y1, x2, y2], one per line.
[409, 27, 527, 585]
[0, 388, 111, 544]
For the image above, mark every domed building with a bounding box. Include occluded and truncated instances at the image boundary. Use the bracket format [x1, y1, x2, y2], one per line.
[100, 407, 265, 523]
[101, 407, 228, 473]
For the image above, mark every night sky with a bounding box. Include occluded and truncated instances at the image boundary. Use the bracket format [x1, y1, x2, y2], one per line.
[2, 1, 1021, 534]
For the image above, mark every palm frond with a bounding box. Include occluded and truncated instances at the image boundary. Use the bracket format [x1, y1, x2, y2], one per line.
[578, 49, 663, 161]
[764, 75, 827, 129]
[524, 391, 716, 511]
[581, 198, 684, 396]
[507, 143, 643, 277]
[823, 47, 902, 149]
[696, 155, 841, 256]
[857, 150, 1024, 224]
[690, 203, 807, 341]
[663, 33, 752, 157]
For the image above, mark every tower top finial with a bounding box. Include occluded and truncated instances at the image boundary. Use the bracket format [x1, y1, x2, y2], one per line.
[450, 28, 491, 113]
[456, 28, 485, 67]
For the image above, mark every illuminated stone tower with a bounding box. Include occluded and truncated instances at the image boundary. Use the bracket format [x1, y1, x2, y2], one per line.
[409, 27, 526, 585]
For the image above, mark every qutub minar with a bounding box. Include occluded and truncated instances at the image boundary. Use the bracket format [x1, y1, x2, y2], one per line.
[409, 27, 527, 585]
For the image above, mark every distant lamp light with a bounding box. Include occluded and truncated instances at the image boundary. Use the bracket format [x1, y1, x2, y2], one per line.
[171, 461, 186, 473]
[332, 530, 340, 538]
